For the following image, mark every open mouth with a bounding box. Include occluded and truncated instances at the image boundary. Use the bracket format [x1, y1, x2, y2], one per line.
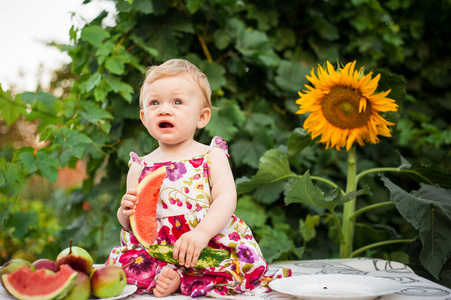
[159, 121, 174, 129]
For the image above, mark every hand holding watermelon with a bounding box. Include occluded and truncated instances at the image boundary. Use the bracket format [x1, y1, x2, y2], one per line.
[120, 188, 139, 218]
[173, 229, 210, 268]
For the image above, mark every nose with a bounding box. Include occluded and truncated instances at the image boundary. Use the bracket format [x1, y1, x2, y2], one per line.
[158, 102, 172, 115]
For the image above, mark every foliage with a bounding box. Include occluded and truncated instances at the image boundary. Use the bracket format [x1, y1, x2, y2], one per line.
[1, 0, 450, 287]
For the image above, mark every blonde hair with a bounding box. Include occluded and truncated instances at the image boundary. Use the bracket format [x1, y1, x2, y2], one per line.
[139, 59, 212, 109]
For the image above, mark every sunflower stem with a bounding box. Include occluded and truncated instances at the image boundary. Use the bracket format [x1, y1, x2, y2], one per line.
[349, 201, 394, 221]
[356, 167, 433, 185]
[350, 238, 416, 258]
[310, 175, 342, 192]
[340, 146, 357, 258]
[329, 209, 345, 244]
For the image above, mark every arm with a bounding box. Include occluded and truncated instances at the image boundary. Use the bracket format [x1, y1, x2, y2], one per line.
[174, 147, 237, 267]
[196, 147, 237, 238]
[117, 162, 142, 230]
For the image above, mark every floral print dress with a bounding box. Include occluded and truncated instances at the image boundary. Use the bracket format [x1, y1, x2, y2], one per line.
[106, 136, 291, 297]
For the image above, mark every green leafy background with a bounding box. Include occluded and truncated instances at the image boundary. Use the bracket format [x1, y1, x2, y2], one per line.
[1, 0, 450, 288]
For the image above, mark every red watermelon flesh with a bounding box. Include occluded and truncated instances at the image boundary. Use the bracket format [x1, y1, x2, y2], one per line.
[130, 166, 167, 248]
[1, 264, 77, 300]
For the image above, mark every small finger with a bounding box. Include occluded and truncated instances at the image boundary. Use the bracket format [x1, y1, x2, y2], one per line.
[178, 245, 187, 266]
[191, 249, 201, 267]
[173, 241, 180, 260]
[123, 209, 135, 216]
[185, 246, 194, 268]
[127, 188, 138, 195]
[123, 195, 137, 203]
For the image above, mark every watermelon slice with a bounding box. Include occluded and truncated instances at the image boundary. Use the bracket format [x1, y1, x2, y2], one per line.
[1, 264, 77, 300]
[130, 166, 167, 248]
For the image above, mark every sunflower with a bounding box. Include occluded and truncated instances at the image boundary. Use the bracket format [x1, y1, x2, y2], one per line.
[296, 61, 398, 151]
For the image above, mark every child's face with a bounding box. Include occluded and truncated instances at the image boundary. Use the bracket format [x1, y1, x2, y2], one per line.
[140, 73, 210, 146]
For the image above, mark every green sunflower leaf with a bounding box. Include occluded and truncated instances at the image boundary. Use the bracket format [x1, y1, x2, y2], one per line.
[287, 127, 316, 157]
[403, 159, 451, 189]
[236, 149, 293, 194]
[284, 170, 351, 210]
[373, 69, 406, 123]
[382, 176, 451, 279]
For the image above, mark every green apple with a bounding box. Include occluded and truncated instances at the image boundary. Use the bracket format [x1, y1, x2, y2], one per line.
[0, 259, 35, 277]
[91, 265, 127, 298]
[64, 270, 91, 300]
[56, 239, 93, 275]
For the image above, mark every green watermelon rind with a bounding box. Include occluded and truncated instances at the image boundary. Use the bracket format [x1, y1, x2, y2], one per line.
[1, 265, 78, 300]
[146, 245, 230, 268]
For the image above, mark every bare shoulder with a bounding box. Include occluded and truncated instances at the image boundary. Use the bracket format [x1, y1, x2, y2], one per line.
[207, 146, 229, 163]
[207, 147, 233, 180]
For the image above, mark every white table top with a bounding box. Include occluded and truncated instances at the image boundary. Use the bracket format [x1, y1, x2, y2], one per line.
[1, 257, 450, 299]
[124, 257, 451, 299]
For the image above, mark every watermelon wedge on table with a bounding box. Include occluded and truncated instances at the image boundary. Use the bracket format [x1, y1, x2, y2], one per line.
[130, 166, 167, 248]
[1, 264, 77, 300]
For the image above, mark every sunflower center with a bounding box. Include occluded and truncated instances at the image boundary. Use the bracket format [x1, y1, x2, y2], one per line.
[321, 85, 372, 129]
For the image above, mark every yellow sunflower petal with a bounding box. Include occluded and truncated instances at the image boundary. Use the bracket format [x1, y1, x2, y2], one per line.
[360, 73, 380, 96]
[359, 97, 367, 113]
[326, 61, 340, 84]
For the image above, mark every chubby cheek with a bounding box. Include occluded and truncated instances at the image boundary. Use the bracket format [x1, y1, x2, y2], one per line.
[140, 111, 154, 129]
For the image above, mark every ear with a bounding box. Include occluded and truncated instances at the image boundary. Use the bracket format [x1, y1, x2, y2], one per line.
[197, 107, 211, 129]
[140, 109, 146, 127]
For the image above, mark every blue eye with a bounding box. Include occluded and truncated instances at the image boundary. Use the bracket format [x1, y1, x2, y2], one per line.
[174, 99, 182, 105]
[150, 100, 159, 106]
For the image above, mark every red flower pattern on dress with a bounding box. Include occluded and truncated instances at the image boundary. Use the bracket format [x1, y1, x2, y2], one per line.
[118, 248, 160, 287]
[244, 265, 266, 290]
[228, 232, 240, 241]
[189, 158, 203, 168]
[169, 215, 190, 239]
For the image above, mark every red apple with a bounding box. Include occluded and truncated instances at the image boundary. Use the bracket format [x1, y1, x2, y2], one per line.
[33, 258, 59, 273]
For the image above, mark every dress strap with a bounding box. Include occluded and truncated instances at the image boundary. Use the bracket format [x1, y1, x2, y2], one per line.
[209, 136, 230, 158]
[129, 151, 146, 167]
